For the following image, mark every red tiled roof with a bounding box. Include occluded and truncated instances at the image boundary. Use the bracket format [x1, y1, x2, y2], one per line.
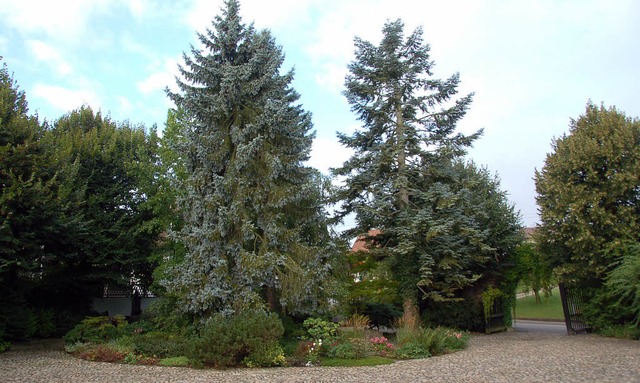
[351, 229, 381, 252]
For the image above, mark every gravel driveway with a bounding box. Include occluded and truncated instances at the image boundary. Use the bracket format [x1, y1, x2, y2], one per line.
[1, 328, 638, 383]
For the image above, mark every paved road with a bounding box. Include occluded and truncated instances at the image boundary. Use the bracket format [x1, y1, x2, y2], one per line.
[1, 331, 638, 383]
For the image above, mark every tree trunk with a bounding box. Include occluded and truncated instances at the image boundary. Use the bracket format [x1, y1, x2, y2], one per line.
[266, 285, 278, 312]
[396, 103, 409, 206]
[533, 289, 541, 304]
[397, 102, 417, 327]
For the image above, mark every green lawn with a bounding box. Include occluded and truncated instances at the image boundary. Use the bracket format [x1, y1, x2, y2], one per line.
[320, 356, 395, 367]
[514, 288, 564, 320]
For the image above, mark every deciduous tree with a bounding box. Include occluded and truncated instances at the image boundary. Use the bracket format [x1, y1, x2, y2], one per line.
[535, 102, 640, 330]
[535, 102, 640, 281]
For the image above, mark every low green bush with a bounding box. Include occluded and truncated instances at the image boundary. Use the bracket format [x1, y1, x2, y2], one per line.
[599, 324, 640, 340]
[0, 327, 8, 352]
[327, 342, 357, 359]
[395, 326, 469, 358]
[64, 315, 131, 344]
[280, 314, 306, 339]
[133, 331, 187, 358]
[185, 310, 285, 368]
[303, 317, 339, 343]
[35, 308, 56, 338]
[77, 344, 127, 363]
[140, 297, 193, 334]
[242, 344, 286, 368]
[394, 343, 430, 359]
[159, 356, 191, 367]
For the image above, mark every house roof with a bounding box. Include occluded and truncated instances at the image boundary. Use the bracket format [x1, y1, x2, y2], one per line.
[523, 227, 537, 241]
[350, 229, 381, 252]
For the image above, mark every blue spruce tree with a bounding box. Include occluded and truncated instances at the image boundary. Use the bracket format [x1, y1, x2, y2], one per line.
[164, 0, 334, 317]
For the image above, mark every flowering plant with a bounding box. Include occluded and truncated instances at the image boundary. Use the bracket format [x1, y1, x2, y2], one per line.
[304, 339, 322, 366]
[369, 336, 395, 356]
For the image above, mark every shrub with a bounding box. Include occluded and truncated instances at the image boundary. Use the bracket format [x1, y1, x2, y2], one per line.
[140, 297, 192, 334]
[395, 343, 430, 359]
[186, 310, 284, 368]
[242, 344, 286, 368]
[395, 326, 469, 358]
[327, 342, 357, 359]
[288, 340, 315, 366]
[3, 306, 38, 340]
[64, 315, 131, 344]
[159, 356, 191, 367]
[78, 344, 126, 363]
[0, 327, 8, 352]
[599, 324, 640, 340]
[326, 331, 372, 360]
[280, 314, 306, 339]
[369, 336, 395, 357]
[35, 308, 56, 338]
[133, 331, 187, 358]
[303, 317, 339, 343]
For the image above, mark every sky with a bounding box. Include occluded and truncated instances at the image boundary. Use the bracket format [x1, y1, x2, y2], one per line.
[1, 0, 639, 228]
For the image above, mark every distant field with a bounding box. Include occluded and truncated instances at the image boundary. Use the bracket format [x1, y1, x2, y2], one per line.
[514, 288, 564, 320]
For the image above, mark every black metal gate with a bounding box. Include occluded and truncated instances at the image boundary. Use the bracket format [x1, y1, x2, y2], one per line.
[558, 282, 591, 335]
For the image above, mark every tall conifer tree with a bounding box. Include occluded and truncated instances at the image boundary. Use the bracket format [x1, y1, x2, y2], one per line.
[164, 0, 333, 317]
[333, 20, 483, 323]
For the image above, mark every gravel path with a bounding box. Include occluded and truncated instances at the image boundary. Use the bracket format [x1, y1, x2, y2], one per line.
[1, 330, 638, 383]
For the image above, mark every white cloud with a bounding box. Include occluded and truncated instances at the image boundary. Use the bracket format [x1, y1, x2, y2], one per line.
[307, 136, 353, 175]
[32, 84, 101, 113]
[117, 96, 133, 114]
[184, 0, 224, 33]
[124, 0, 153, 20]
[184, 0, 321, 34]
[26, 40, 72, 77]
[0, 0, 110, 42]
[314, 63, 347, 94]
[136, 57, 181, 95]
[137, 71, 172, 95]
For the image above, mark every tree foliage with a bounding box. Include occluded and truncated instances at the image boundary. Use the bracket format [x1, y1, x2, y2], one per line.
[535, 103, 640, 281]
[515, 242, 554, 304]
[535, 102, 640, 329]
[333, 19, 515, 322]
[163, 0, 335, 317]
[0, 60, 53, 284]
[44, 106, 162, 293]
[1, 58, 164, 339]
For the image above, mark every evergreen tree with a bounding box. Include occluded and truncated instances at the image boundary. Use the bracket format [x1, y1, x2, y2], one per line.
[333, 20, 483, 323]
[164, 0, 334, 317]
